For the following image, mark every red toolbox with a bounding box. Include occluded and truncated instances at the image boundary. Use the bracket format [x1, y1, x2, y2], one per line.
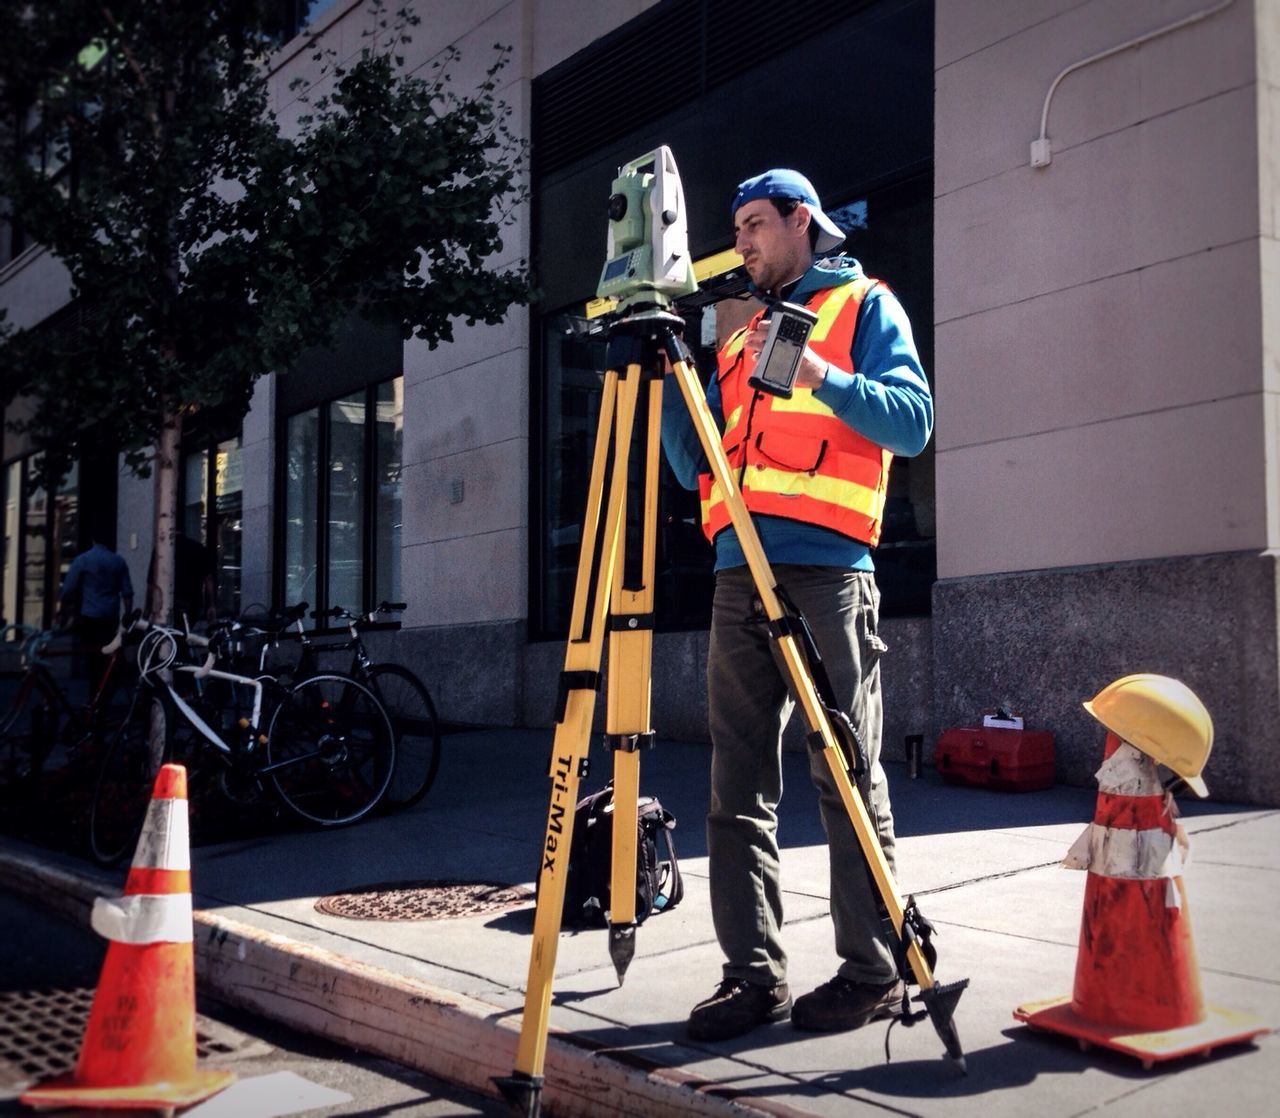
[934, 726, 1055, 791]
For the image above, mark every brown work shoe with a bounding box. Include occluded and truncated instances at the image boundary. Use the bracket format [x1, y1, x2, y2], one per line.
[792, 975, 906, 1033]
[687, 978, 792, 1041]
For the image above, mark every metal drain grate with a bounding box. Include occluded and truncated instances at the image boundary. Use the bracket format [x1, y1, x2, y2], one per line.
[0, 987, 266, 1091]
[314, 880, 534, 921]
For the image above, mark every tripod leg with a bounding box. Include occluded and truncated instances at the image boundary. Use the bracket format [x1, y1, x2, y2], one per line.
[663, 333, 967, 1071]
[604, 359, 664, 984]
[495, 363, 645, 1116]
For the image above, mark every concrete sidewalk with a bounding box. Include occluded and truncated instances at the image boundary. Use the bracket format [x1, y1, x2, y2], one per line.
[2, 728, 1277, 1117]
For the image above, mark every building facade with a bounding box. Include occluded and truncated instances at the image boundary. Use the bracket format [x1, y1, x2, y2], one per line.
[3, 0, 1276, 804]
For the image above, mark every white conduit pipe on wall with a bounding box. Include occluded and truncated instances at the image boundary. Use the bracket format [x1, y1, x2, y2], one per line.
[1030, 0, 1237, 167]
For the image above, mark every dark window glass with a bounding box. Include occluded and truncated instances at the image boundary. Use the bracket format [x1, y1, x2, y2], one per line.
[373, 378, 403, 608]
[213, 436, 243, 618]
[178, 432, 243, 622]
[2, 461, 19, 629]
[831, 174, 936, 617]
[279, 376, 401, 623]
[327, 392, 366, 616]
[0, 454, 81, 630]
[284, 408, 320, 610]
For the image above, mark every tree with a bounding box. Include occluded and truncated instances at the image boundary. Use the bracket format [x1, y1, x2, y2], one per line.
[0, 0, 531, 623]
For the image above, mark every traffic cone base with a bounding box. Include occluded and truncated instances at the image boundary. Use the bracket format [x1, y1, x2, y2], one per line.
[1014, 995, 1269, 1069]
[20, 764, 235, 1112]
[20, 1066, 236, 1110]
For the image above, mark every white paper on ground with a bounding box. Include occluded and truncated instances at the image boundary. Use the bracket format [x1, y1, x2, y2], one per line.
[183, 1071, 352, 1118]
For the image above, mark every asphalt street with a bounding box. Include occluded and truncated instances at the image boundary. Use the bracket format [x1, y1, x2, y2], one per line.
[0, 888, 508, 1118]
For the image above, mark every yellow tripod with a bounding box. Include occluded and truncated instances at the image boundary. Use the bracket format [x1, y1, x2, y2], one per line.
[495, 309, 966, 1118]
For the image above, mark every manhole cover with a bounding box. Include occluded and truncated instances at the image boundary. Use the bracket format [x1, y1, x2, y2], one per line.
[315, 880, 534, 921]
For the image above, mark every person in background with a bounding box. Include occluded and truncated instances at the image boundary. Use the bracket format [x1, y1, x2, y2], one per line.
[59, 530, 134, 684]
[145, 532, 216, 627]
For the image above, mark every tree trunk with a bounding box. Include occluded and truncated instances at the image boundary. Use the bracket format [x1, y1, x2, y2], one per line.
[147, 407, 182, 626]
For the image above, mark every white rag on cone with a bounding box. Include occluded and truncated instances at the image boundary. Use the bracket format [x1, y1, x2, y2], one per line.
[91, 892, 194, 945]
[1062, 741, 1190, 908]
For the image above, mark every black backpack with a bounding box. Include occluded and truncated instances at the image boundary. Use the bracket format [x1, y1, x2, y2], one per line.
[561, 783, 684, 929]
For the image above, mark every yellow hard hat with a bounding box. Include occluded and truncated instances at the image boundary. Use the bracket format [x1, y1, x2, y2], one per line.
[1083, 674, 1213, 797]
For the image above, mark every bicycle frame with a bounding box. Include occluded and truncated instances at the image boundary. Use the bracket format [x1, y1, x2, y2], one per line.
[2, 632, 126, 741]
[159, 661, 265, 760]
[287, 619, 374, 683]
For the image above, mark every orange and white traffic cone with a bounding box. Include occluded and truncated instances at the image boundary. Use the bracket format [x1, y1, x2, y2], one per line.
[21, 764, 235, 1110]
[1015, 730, 1269, 1067]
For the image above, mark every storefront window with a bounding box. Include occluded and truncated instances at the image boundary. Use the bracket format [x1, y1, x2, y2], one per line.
[327, 392, 365, 615]
[373, 378, 403, 608]
[284, 408, 320, 609]
[213, 436, 243, 617]
[180, 432, 243, 621]
[0, 455, 81, 630]
[280, 375, 402, 624]
[2, 462, 18, 629]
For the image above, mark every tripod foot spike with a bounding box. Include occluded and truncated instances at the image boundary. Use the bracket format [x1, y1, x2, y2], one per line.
[609, 923, 636, 985]
[492, 1073, 542, 1117]
[918, 978, 970, 1071]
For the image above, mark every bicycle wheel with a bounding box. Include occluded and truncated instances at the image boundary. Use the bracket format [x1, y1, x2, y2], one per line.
[0, 671, 61, 794]
[88, 688, 172, 866]
[366, 664, 441, 809]
[264, 673, 395, 826]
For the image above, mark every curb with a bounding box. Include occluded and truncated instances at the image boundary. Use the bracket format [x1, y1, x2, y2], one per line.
[0, 841, 814, 1118]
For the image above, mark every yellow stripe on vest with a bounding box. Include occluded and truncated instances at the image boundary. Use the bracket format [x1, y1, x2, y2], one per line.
[769, 388, 835, 416]
[705, 467, 885, 522]
[748, 466, 884, 518]
[808, 285, 859, 344]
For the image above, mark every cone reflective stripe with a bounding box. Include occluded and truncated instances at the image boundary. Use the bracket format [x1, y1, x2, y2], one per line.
[91, 789, 194, 945]
[21, 764, 235, 1111]
[1062, 743, 1186, 908]
[1015, 732, 1269, 1066]
[91, 892, 195, 945]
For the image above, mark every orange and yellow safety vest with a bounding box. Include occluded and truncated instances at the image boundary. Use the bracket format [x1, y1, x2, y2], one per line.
[699, 277, 892, 547]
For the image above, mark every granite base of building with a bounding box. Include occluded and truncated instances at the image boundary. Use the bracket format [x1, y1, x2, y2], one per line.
[371, 550, 1278, 808]
[931, 550, 1279, 806]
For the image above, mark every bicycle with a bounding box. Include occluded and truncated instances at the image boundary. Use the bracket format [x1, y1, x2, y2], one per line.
[300, 602, 441, 810]
[88, 615, 397, 866]
[0, 621, 133, 831]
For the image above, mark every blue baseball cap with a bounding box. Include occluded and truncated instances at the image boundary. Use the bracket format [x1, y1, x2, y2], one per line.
[730, 169, 845, 254]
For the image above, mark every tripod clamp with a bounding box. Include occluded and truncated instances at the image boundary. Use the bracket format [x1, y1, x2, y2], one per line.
[768, 588, 872, 798]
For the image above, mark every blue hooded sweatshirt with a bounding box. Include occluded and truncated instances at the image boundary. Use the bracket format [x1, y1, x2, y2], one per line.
[659, 256, 933, 572]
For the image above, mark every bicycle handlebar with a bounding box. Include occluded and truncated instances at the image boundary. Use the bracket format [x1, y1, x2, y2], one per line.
[233, 601, 309, 633]
[309, 601, 409, 625]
